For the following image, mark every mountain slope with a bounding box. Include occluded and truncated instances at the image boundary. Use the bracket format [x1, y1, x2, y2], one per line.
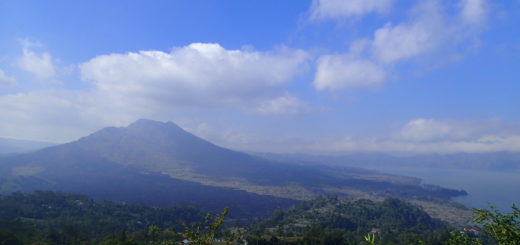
[63, 119, 466, 200]
[0, 142, 297, 219]
[70, 119, 345, 187]
[0, 119, 468, 221]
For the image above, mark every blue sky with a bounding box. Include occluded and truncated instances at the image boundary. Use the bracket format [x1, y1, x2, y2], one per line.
[1, 0, 519, 154]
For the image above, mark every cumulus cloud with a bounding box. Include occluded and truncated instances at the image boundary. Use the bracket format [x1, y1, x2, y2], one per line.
[370, 0, 487, 63]
[371, 1, 444, 63]
[309, 0, 392, 20]
[313, 0, 488, 91]
[0, 69, 17, 88]
[17, 41, 56, 80]
[0, 43, 312, 142]
[80, 43, 309, 113]
[314, 55, 385, 90]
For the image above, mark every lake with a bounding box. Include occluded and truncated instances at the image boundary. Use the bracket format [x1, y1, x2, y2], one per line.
[373, 166, 520, 212]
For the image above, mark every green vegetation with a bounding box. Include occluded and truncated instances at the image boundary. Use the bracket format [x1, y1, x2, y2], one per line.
[245, 195, 452, 244]
[473, 204, 520, 244]
[243, 198, 519, 245]
[0, 191, 203, 244]
[0, 191, 518, 244]
[182, 207, 242, 245]
[447, 204, 520, 245]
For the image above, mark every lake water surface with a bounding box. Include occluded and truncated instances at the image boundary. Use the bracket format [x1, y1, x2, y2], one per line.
[373, 166, 520, 212]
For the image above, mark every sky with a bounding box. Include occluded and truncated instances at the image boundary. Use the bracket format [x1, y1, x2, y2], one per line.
[1, 0, 519, 154]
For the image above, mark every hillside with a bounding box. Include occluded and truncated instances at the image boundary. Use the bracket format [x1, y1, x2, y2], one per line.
[247, 196, 453, 244]
[0, 191, 205, 244]
[0, 145, 296, 219]
[0, 191, 479, 245]
[0, 119, 469, 222]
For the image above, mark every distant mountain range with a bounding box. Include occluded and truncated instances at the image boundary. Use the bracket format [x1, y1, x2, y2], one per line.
[0, 138, 56, 155]
[255, 151, 520, 172]
[0, 119, 468, 220]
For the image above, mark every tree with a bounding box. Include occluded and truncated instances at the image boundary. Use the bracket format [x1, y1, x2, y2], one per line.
[449, 204, 520, 245]
[147, 225, 160, 244]
[446, 232, 483, 245]
[181, 207, 233, 245]
[473, 204, 520, 244]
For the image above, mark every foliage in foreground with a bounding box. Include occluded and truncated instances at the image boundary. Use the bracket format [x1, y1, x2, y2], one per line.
[247, 195, 451, 244]
[0, 191, 203, 244]
[447, 204, 520, 245]
[0, 191, 519, 244]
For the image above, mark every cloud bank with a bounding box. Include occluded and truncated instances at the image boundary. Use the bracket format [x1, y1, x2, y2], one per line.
[308, 119, 520, 154]
[178, 118, 520, 155]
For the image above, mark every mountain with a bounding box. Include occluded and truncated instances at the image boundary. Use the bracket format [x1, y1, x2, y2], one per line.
[0, 119, 468, 221]
[0, 138, 56, 155]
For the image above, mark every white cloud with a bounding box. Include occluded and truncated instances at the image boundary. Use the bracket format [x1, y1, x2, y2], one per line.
[3, 84, 519, 155]
[313, 135, 520, 154]
[0, 43, 312, 142]
[253, 95, 310, 116]
[0, 89, 156, 142]
[460, 0, 487, 25]
[310, 0, 392, 20]
[313, 0, 488, 92]
[314, 55, 385, 90]
[371, 1, 445, 63]
[0, 90, 89, 142]
[17, 41, 56, 80]
[304, 118, 520, 154]
[0, 69, 17, 88]
[396, 118, 519, 142]
[80, 43, 309, 112]
[398, 118, 469, 142]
